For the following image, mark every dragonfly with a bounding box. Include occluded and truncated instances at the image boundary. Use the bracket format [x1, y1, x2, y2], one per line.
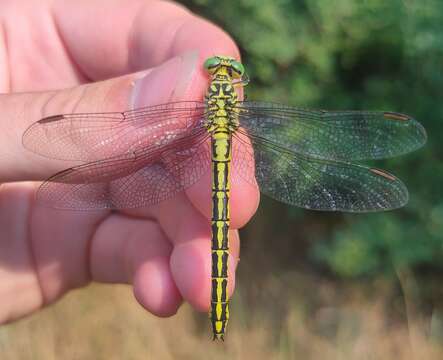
[22, 55, 427, 341]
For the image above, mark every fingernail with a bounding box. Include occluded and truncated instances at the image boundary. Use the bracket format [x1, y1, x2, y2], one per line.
[131, 50, 199, 109]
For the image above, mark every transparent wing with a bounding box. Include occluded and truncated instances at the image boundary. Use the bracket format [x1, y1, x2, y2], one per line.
[236, 101, 427, 161]
[23, 101, 207, 161]
[232, 133, 408, 212]
[35, 127, 211, 210]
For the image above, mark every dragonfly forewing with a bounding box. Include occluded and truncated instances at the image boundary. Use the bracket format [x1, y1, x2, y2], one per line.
[23, 101, 207, 161]
[236, 101, 427, 161]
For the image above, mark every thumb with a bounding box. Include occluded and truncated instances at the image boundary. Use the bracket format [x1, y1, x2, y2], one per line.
[0, 51, 203, 182]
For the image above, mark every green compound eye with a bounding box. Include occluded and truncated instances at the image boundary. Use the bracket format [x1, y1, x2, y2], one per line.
[203, 56, 221, 70]
[231, 60, 245, 76]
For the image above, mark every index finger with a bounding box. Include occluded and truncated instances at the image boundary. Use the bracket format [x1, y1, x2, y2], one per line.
[52, 0, 240, 81]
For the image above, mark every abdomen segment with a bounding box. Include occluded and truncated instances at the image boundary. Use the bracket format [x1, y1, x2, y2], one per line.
[210, 130, 231, 340]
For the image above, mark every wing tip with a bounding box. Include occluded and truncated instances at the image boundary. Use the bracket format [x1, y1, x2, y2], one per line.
[369, 167, 409, 210]
[416, 120, 428, 147]
[384, 112, 428, 153]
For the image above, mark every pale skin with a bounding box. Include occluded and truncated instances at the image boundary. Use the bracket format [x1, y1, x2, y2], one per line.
[0, 0, 259, 324]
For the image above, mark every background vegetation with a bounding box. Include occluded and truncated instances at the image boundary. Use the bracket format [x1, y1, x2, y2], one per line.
[190, 0, 441, 278]
[2, 0, 442, 358]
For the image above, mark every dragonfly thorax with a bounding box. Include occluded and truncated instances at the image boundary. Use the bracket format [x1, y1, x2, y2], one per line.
[205, 68, 240, 133]
[203, 56, 247, 133]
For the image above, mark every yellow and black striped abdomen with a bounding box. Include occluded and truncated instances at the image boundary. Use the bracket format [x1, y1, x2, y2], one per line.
[210, 128, 231, 340]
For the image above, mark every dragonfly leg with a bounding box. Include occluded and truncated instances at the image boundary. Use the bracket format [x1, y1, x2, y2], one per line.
[232, 73, 249, 87]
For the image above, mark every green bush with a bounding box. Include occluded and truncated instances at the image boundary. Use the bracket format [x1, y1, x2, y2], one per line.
[184, 0, 442, 278]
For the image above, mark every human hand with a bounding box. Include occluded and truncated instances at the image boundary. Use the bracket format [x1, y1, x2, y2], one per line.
[0, 0, 259, 323]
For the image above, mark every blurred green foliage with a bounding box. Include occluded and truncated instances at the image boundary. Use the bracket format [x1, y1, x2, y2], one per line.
[184, 0, 442, 278]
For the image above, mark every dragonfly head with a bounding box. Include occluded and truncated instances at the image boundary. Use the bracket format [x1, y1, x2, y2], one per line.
[204, 55, 245, 80]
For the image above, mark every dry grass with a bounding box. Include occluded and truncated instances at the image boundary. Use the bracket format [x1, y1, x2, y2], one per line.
[1, 270, 442, 360]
